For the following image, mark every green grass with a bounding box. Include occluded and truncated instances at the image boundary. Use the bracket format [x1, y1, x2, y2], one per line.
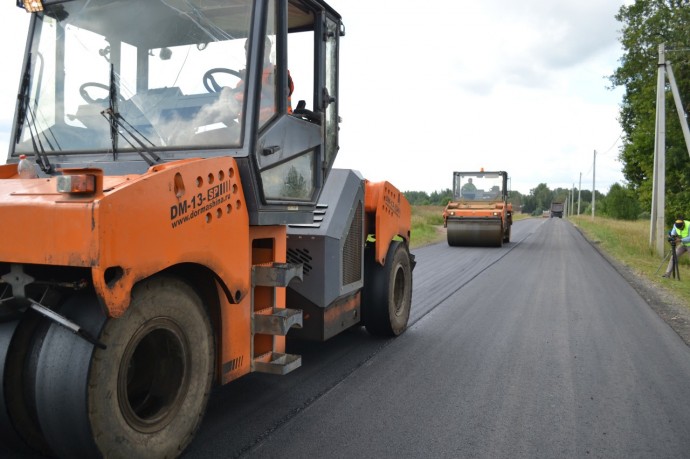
[410, 206, 445, 248]
[570, 215, 690, 311]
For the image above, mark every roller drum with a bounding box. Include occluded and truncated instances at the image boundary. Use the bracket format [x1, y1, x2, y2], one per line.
[446, 218, 503, 247]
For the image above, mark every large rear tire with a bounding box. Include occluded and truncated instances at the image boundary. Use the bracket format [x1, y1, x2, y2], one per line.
[0, 320, 22, 449]
[363, 241, 413, 337]
[0, 312, 54, 455]
[34, 276, 215, 458]
[0, 318, 38, 453]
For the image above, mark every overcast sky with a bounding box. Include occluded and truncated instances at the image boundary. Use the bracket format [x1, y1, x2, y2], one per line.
[0, 0, 629, 195]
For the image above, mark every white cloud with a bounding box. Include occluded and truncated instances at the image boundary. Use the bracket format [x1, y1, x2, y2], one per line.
[0, 0, 628, 196]
[329, 0, 628, 195]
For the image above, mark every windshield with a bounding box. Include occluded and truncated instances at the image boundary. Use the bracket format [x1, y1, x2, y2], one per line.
[453, 173, 504, 201]
[13, 0, 256, 157]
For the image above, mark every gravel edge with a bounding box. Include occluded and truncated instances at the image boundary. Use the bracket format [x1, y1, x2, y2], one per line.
[574, 224, 690, 347]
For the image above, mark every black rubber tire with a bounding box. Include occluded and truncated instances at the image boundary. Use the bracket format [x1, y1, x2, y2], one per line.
[31, 291, 108, 458]
[0, 312, 54, 455]
[0, 319, 29, 451]
[503, 224, 511, 243]
[363, 241, 413, 337]
[34, 276, 214, 458]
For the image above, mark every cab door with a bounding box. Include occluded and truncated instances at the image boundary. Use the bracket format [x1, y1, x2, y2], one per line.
[254, 0, 341, 206]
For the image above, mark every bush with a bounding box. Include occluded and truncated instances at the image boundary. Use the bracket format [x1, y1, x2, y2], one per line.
[605, 183, 641, 220]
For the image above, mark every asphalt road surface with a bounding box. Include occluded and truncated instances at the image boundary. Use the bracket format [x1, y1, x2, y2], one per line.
[185, 217, 690, 458]
[5, 217, 690, 458]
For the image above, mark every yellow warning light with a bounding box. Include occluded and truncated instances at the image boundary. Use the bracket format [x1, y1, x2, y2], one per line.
[19, 0, 43, 13]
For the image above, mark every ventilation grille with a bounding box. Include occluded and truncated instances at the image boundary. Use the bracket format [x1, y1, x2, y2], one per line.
[222, 355, 244, 374]
[287, 203, 328, 228]
[342, 201, 363, 286]
[287, 248, 313, 276]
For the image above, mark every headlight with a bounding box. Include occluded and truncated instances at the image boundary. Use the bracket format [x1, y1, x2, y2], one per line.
[56, 168, 103, 195]
[19, 0, 44, 13]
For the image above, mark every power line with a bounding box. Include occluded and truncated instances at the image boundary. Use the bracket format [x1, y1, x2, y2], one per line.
[598, 132, 623, 156]
[577, 132, 623, 183]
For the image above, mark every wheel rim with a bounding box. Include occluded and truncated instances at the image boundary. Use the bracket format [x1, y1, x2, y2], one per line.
[392, 264, 407, 317]
[118, 318, 190, 434]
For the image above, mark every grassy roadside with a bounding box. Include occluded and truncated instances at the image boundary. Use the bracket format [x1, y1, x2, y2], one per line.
[409, 206, 446, 249]
[569, 215, 690, 313]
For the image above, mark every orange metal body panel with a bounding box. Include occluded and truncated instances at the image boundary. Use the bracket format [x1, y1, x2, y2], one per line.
[364, 180, 411, 264]
[0, 157, 297, 385]
[0, 164, 18, 179]
[216, 279, 252, 383]
[93, 157, 253, 318]
[0, 157, 251, 318]
[443, 200, 512, 223]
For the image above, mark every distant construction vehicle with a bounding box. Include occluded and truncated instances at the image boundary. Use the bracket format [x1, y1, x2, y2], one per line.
[550, 201, 564, 218]
[443, 170, 512, 247]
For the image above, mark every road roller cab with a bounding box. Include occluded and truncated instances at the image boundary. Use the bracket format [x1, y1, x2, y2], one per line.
[0, 1, 414, 457]
[443, 170, 513, 247]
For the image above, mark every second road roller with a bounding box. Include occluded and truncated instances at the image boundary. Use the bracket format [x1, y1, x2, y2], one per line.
[443, 170, 513, 247]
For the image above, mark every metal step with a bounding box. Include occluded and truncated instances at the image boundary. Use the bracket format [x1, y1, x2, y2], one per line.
[254, 307, 303, 335]
[252, 262, 303, 287]
[253, 352, 302, 375]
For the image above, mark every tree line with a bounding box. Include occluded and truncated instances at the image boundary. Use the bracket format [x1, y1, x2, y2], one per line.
[403, 182, 641, 220]
[610, 0, 690, 225]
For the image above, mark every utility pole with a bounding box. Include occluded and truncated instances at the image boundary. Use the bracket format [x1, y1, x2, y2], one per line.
[577, 173, 582, 215]
[649, 44, 690, 254]
[564, 192, 569, 217]
[571, 183, 575, 217]
[592, 150, 597, 220]
[651, 44, 666, 256]
[666, 53, 690, 159]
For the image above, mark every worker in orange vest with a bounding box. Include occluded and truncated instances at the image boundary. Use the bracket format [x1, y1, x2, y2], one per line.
[235, 36, 293, 124]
